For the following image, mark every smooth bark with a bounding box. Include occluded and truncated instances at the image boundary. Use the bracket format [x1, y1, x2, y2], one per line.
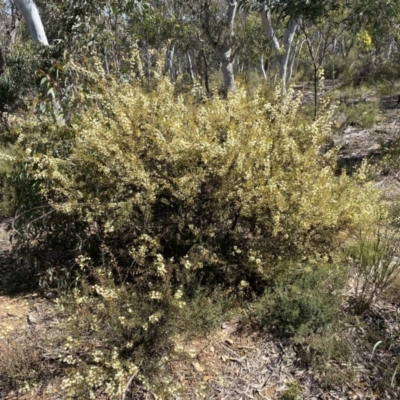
[221, 48, 235, 91]
[387, 36, 395, 59]
[260, 54, 267, 79]
[164, 44, 175, 80]
[14, 0, 48, 45]
[187, 52, 195, 82]
[261, 6, 280, 53]
[280, 17, 298, 88]
[260, 5, 298, 92]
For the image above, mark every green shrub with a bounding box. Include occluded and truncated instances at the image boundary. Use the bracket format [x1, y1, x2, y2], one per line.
[0, 332, 53, 396]
[0, 145, 16, 217]
[251, 260, 346, 337]
[0, 54, 388, 399]
[336, 98, 381, 129]
[0, 43, 42, 113]
[54, 259, 234, 399]
[292, 318, 359, 387]
[56, 262, 175, 399]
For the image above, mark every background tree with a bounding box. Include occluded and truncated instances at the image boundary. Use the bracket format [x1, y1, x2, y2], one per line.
[200, 0, 239, 93]
[1, 0, 400, 116]
[14, 0, 48, 44]
[240, 0, 343, 91]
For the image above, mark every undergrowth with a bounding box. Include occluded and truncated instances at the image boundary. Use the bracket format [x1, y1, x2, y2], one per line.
[0, 53, 391, 398]
[0, 331, 55, 396]
[250, 259, 346, 338]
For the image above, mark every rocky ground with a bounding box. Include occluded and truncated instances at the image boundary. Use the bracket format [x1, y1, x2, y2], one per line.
[0, 90, 399, 400]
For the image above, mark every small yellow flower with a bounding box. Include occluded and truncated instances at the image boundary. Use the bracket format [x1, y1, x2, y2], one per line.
[149, 311, 162, 323]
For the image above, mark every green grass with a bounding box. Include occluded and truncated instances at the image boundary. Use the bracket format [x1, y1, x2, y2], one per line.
[280, 381, 303, 400]
[332, 88, 381, 129]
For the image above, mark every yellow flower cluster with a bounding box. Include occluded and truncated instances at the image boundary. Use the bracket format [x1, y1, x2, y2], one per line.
[14, 54, 381, 282]
[356, 29, 373, 50]
[8, 52, 386, 398]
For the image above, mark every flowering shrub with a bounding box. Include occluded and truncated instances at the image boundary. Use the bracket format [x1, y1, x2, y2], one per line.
[356, 29, 373, 51]
[54, 251, 235, 399]
[9, 55, 382, 290]
[56, 261, 178, 399]
[3, 54, 386, 398]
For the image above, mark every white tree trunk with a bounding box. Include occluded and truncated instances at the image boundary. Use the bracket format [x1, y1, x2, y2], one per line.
[387, 36, 395, 59]
[164, 44, 175, 80]
[279, 17, 298, 91]
[261, 6, 280, 53]
[203, 0, 238, 94]
[260, 6, 299, 92]
[186, 52, 195, 82]
[103, 56, 110, 75]
[14, 0, 48, 45]
[220, 47, 235, 92]
[260, 54, 267, 79]
[288, 39, 305, 83]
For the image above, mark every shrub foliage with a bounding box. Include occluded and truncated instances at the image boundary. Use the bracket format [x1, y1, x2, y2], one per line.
[8, 56, 381, 291]
[1, 56, 387, 398]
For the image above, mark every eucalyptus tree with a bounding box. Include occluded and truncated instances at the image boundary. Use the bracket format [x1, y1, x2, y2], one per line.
[240, 0, 343, 91]
[0, 0, 19, 47]
[239, 0, 301, 91]
[297, 3, 349, 114]
[232, 11, 270, 79]
[323, 0, 400, 83]
[199, 0, 239, 93]
[11, 0, 151, 62]
[0, 1, 10, 62]
[141, 0, 202, 81]
[13, 0, 48, 45]
[0, 0, 151, 116]
[350, 0, 400, 61]
[149, 0, 267, 89]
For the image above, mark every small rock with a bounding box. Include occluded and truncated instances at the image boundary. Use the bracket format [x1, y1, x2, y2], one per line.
[367, 143, 381, 155]
[27, 313, 37, 326]
[7, 312, 17, 317]
[192, 361, 204, 373]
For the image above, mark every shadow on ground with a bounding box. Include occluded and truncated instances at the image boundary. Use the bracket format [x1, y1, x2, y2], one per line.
[380, 94, 400, 110]
[0, 218, 40, 296]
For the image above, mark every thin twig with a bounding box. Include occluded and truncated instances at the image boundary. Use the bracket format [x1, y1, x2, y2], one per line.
[121, 360, 143, 400]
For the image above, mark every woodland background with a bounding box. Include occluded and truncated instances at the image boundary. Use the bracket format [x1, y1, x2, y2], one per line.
[0, 1, 400, 399]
